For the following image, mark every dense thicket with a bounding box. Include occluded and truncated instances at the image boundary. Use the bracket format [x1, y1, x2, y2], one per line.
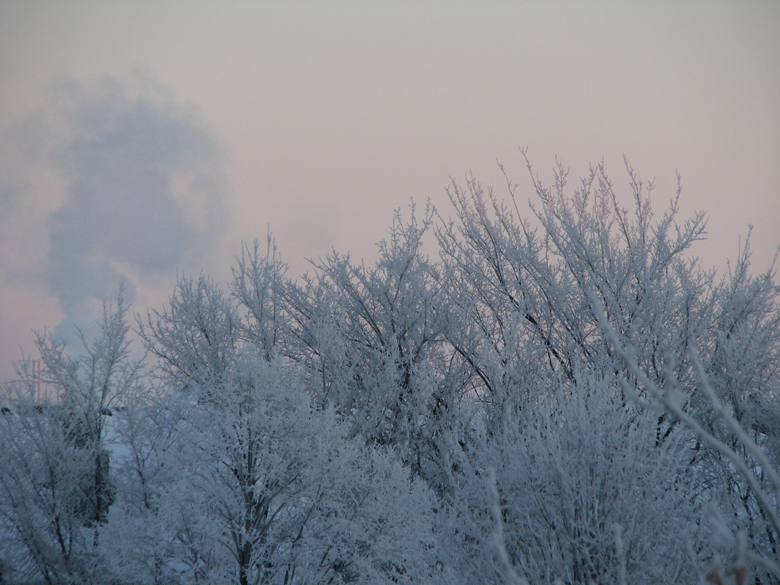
[2, 156, 778, 584]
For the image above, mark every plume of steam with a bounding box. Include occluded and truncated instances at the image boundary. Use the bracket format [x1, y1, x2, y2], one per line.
[2, 73, 231, 347]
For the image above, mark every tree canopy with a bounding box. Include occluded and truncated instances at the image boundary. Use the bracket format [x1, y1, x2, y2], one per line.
[2, 156, 778, 585]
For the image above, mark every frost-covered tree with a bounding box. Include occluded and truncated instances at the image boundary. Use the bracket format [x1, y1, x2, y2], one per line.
[435, 153, 779, 582]
[0, 290, 142, 584]
[285, 204, 467, 494]
[442, 373, 707, 585]
[231, 236, 290, 360]
[106, 354, 443, 585]
[3, 149, 778, 585]
[436, 153, 713, 423]
[138, 273, 240, 396]
[594, 282, 780, 583]
[117, 267, 446, 585]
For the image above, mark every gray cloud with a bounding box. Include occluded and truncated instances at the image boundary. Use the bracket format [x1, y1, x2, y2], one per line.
[3, 74, 231, 344]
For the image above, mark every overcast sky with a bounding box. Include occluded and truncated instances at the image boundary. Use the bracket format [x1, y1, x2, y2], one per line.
[1, 1, 779, 384]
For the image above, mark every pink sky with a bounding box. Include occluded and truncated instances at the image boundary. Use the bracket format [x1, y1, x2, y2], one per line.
[1, 1, 779, 384]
